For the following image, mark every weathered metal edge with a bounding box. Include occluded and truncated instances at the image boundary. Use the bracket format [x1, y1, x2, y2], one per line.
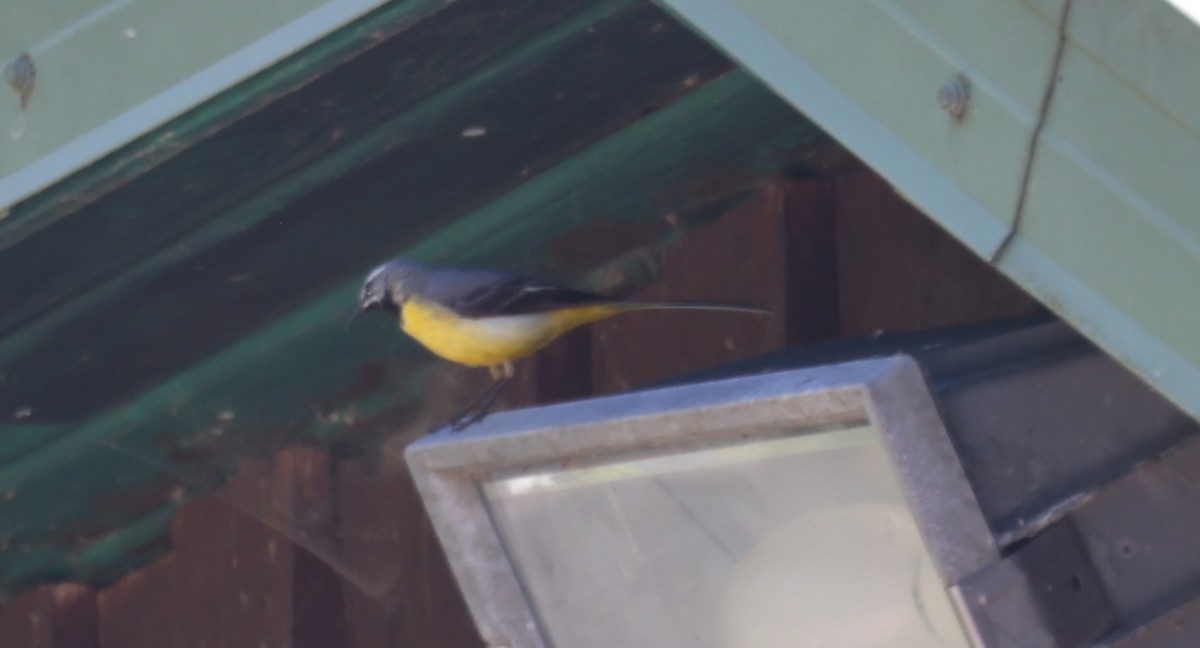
[405, 357, 998, 646]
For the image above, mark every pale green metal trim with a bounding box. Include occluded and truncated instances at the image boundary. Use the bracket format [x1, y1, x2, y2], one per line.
[662, 0, 1200, 420]
[0, 0, 447, 246]
[0, 0, 439, 212]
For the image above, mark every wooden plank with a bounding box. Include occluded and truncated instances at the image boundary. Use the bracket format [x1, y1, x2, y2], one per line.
[0, 583, 96, 648]
[532, 328, 594, 405]
[169, 474, 290, 647]
[0, 587, 56, 648]
[591, 184, 791, 393]
[835, 167, 1040, 336]
[94, 448, 341, 648]
[287, 449, 345, 648]
[97, 556, 173, 648]
[783, 178, 839, 346]
[168, 447, 338, 648]
[47, 585, 98, 648]
[335, 456, 481, 648]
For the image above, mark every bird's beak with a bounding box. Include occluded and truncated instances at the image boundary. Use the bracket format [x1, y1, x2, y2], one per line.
[346, 304, 366, 330]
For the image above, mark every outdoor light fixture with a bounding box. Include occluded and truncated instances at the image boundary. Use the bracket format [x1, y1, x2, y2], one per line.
[407, 357, 1000, 648]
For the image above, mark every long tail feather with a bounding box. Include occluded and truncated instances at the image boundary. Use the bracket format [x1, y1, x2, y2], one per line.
[619, 301, 771, 315]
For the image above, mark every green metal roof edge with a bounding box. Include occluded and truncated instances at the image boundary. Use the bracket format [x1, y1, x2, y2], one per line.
[661, 0, 1200, 420]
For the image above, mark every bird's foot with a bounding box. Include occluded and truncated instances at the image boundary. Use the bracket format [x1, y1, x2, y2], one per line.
[429, 375, 511, 435]
[446, 408, 486, 432]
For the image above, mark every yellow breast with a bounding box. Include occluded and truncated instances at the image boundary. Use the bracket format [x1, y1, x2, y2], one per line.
[399, 298, 621, 368]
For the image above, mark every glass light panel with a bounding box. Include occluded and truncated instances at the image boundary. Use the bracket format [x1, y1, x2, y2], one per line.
[482, 424, 969, 648]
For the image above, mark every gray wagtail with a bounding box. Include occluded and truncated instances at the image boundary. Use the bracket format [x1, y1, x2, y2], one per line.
[350, 257, 768, 429]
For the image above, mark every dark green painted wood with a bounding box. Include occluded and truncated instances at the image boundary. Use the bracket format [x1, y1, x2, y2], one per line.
[0, 0, 640, 345]
[0, 0, 824, 595]
[0, 0, 727, 422]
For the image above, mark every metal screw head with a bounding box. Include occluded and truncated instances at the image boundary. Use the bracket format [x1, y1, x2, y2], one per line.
[4, 53, 35, 109]
[938, 74, 970, 121]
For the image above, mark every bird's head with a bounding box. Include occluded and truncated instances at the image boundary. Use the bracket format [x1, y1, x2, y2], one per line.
[349, 257, 423, 323]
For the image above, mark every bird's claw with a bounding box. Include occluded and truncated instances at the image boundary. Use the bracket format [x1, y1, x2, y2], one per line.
[448, 410, 484, 431]
[430, 406, 485, 435]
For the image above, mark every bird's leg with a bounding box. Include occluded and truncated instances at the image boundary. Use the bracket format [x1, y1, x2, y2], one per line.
[443, 361, 515, 432]
[445, 377, 510, 431]
[487, 360, 515, 381]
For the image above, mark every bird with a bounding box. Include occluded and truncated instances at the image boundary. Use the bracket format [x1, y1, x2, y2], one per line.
[350, 257, 769, 430]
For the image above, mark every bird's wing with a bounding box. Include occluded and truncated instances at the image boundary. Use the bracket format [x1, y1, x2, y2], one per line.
[438, 274, 611, 318]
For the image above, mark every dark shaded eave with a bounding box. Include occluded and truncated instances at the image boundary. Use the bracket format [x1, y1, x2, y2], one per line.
[0, 0, 825, 593]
